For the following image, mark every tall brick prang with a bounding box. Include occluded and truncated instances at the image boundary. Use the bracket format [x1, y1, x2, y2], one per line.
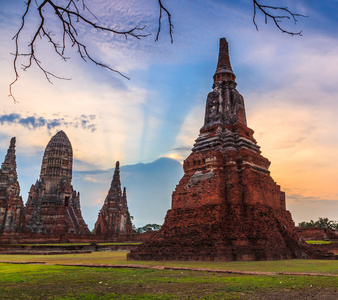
[94, 161, 133, 239]
[0, 137, 24, 233]
[128, 38, 307, 261]
[24, 131, 90, 235]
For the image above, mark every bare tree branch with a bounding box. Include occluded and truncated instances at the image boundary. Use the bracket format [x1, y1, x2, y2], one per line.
[9, 0, 306, 102]
[9, 0, 155, 102]
[252, 0, 307, 36]
[156, 0, 174, 43]
[9, 0, 33, 103]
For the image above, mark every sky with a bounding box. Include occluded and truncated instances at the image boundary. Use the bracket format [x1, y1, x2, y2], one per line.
[0, 0, 337, 230]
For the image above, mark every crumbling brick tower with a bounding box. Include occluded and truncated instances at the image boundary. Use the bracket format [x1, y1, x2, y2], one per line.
[128, 38, 306, 261]
[94, 161, 133, 240]
[24, 131, 90, 235]
[0, 137, 24, 233]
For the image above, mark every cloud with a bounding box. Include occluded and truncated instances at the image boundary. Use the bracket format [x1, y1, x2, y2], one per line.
[74, 169, 110, 176]
[247, 99, 338, 201]
[286, 195, 338, 224]
[18, 116, 46, 128]
[168, 102, 204, 162]
[171, 146, 192, 152]
[0, 114, 21, 124]
[0, 113, 97, 132]
[163, 153, 185, 162]
[163, 146, 193, 162]
[84, 176, 99, 183]
[287, 194, 338, 205]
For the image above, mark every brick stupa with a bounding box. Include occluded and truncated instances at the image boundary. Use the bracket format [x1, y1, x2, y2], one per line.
[93, 161, 133, 239]
[24, 131, 90, 235]
[128, 38, 306, 261]
[0, 137, 24, 233]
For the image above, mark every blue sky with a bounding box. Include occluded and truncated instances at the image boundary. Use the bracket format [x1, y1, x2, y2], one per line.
[0, 0, 338, 229]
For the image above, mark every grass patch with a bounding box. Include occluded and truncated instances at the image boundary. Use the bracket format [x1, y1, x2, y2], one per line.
[1, 263, 337, 299]
[97, 242, 141, 246]
[5, 242, 140, 247]
[7, 243, 91, 246]
[306, 240, 332, 245]
[1, 252, 338, 275]
[0, 252, 128, 265]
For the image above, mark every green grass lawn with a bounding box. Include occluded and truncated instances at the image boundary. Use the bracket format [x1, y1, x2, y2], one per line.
[0, 263, 337, 299]
[6, 242, 141, 246]
[1, 252, 337, 299]
[1, 252, 338, 275]
[306, 240, 332, 244]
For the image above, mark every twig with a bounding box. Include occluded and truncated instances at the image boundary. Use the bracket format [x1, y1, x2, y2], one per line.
[252, 0, 307, 36]
[9, 0, 154, 102]
[156, 0, 173, 43]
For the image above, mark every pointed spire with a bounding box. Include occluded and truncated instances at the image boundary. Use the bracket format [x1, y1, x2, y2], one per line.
[109, 161, 121, 193]
[9, 137, 16, 149]
[1, 137, 18, 181]
[0, 137, 23, 233]
[3, 137, 16, 166]
[213, 38, 236, 83]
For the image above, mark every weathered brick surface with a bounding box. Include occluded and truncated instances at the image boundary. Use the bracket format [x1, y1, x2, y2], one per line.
[0, 138, 24, 233]
[128, 38, 316, 261]
[296, 227, 338, 241]
[23, 131, 90, 235]
[129, 203, 305, 261]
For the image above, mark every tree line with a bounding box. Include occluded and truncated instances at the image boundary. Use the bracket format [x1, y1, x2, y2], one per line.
[133, 218, 338, 233]
[298, 217, 338, 231]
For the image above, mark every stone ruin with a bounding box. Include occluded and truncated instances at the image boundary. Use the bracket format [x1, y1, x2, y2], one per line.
[0, 131, 135, 243]
[0, 39, 336, 257]
[128, 38, 309, 261]
[93, 161, 133, 239]
[24, 131, 90, 235]
[0, 138, 24, 233]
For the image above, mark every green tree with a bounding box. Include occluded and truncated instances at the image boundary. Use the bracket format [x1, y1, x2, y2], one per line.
[298, 217, 338, 230]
